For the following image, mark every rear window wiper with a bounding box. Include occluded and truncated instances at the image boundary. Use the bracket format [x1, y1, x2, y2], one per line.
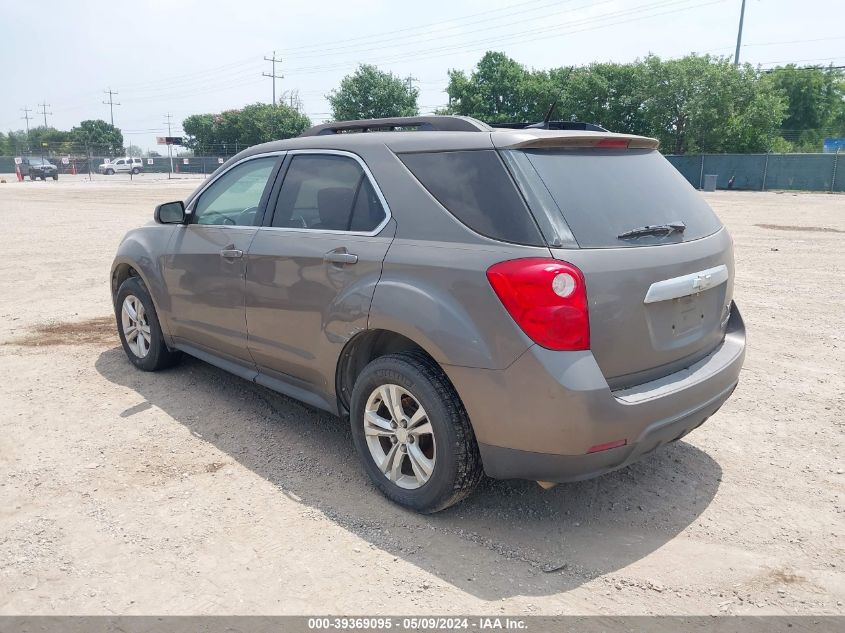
[617, 221, 686, 240]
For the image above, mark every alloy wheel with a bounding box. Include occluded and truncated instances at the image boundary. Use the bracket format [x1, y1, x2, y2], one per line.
[121, 294, 151, 358]
[363, 384, 436, 490]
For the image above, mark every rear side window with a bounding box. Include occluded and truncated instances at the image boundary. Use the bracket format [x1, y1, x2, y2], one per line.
[399, 150, 544, 246]
[512, 148, 723, 248]
[272, 154, 386, 232]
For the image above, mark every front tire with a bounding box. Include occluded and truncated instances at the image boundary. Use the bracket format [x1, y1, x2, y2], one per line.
[52, 174, 58, 181]
[106, 168, 114, 175]
[350, 351, 482, 513]
[115, 276, 181, 371]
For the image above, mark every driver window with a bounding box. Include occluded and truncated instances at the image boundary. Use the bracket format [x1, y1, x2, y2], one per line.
[194, 157, 277, 226]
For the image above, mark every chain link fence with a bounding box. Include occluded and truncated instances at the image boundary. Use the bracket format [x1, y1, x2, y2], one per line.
[666, 152, 843, 192]
[0, 154, 229, 176]
[2, 151, 843, 192]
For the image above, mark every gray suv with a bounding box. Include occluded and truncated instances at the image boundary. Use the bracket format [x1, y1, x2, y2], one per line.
[111, 116, 745, 513]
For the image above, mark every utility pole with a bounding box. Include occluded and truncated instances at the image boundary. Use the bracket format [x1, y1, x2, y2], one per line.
[20, 107, 33, 134]
[164, 113, 174, 180]
[37, 101, 52, 127]
[263, 51, 284, 106]
[404, 74, 418, 96]
[103, 88, 120, 126]
[734, 0, 747, 65]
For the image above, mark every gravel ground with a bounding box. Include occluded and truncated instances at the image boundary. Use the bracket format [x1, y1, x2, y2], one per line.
[0, 177, 842, 615]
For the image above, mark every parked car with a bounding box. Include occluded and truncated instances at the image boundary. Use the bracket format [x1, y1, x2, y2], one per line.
[110, 115, 746, 513]
[98, 157, 143, 175]
[21, 157, 58, 180]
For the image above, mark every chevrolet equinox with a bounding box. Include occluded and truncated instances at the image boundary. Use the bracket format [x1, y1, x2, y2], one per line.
[110, 115, 746, 513]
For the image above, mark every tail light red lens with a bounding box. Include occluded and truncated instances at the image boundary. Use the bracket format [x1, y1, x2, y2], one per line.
[486, 258, 590, 351]
[595, 138, 630, 149]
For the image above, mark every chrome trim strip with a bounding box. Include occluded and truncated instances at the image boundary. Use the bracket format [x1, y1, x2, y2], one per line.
[184, 149, 392, 238]
[643, 264, 729, 304]
[259, 148, 392, 237]
[185, 151, 287, 213]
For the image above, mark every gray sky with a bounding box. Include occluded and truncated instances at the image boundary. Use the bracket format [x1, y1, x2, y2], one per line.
[2, 0, 843, 152]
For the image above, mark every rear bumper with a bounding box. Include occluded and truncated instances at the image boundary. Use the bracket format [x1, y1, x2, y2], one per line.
[444, 302, 745, 482]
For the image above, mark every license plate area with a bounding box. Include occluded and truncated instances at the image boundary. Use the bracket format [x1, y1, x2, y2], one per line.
[672, 294, 703, 336]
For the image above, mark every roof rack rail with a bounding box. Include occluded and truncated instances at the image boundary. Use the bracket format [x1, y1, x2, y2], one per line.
[490, 120, 609, 132]
[300, 115, 492, 136]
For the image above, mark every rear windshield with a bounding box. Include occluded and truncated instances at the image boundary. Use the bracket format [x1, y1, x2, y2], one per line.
[509, 148, 722, 248]
[399, 150, 544, 246]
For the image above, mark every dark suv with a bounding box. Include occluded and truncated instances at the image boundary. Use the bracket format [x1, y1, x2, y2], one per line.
[21, 157, 58, 180]
[110, 116, 746, 513]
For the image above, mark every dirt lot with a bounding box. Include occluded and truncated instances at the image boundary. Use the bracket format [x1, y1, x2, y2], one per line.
[0, 177, 842, 615]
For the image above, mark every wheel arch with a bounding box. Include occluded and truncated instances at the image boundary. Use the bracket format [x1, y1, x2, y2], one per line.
[335, 329, 449, 416]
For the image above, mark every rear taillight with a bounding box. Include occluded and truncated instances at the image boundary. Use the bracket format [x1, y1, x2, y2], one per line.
[486, 258, 590, 351]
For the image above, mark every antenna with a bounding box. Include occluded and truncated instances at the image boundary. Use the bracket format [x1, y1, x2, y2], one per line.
[542, 99, 558, 128]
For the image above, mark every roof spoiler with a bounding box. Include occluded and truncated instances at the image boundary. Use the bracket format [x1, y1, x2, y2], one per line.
[300, 115, 492, 136]
[490, 120, 609, 132]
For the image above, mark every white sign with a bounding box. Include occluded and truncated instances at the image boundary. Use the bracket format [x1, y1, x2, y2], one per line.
[104, 158, 111, 163]
[183, 158, 189, 165]
[147, 158, 154, 165]
[14, 157, 22, 165]
[218, 157, 224, 164]
[61, 157, 69, 165]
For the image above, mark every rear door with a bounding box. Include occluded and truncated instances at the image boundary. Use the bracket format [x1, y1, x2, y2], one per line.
[504, 147, 733, 388]
[164, 154, 281, 366]
[245, 150, 395, 404]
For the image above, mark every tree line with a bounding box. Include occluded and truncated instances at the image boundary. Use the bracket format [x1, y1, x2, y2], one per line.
[0, 119, 124, 156]
[5, 52, 843, 157]
[443, 52, 845, 154]
[181, 53, 845, 155]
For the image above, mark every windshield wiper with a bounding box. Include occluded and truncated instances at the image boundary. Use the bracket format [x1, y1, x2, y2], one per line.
[617, 221, 686, 240]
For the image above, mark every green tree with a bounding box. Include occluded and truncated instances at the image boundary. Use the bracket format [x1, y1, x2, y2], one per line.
[183, 104, 310, 154]
[766, 65, 845, 150]
[182, 113, 216, 152]
[446, 52, 787, 153]
[70, 119, 124, 155]
[637, 55, 786, 154]
[328, 64, 418, 120]
[445, 52, 550, 123]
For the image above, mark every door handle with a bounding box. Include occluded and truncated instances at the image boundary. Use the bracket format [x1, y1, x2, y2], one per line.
[220, 249, 243, 259]
[323, 250, 358, 265]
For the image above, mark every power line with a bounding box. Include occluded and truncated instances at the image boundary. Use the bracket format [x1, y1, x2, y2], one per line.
[263, 51, 284, 106]
[405, 74, 418, 95]
[283, 0, 723, 75]
[102, 88, 120, 126]
[37, 101, 52, 127]
[276, 0, 563, 55]
[20, 107, 33, 134]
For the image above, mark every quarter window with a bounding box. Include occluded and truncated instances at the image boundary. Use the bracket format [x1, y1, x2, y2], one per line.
[271, 154, 386, 232]
[398, 150, 543, 246]
[194, 157, 277, 226]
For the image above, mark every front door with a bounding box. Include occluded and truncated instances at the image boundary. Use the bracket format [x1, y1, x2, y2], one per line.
[245, 151, 395, 404]
[164, 155, 280, 365]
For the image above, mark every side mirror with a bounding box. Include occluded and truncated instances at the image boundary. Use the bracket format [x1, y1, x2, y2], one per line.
[154, 200, 186, 224]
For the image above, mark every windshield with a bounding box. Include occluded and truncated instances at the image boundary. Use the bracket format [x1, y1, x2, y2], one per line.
[507, 148, 722, 248]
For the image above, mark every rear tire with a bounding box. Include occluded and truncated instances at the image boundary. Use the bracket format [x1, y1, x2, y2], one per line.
[350, 351, 482, 513]
[115, 276, 181, 371]
[52, 174, 58, 181]
[131, 167, 140, 175]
